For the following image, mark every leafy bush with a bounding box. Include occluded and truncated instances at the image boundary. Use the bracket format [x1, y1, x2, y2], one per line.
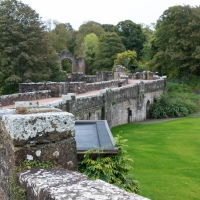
[168, 77, 200, 91]
[150, 82, 200, 118]
[78, 135, 139, 193]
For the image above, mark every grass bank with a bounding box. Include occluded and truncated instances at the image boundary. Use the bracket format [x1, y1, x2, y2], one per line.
[111, 116, 200, 200]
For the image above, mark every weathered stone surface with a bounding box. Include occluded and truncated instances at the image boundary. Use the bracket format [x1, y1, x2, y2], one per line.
[2, 112, 75, 146]
[49, 80, 165, 128]
[15, 138, 77, 170]
[0, 90, 50, 107]
[114, 65, 126, 80]
[15, 101, 39, 108]
[19, 168, 150, 200]
[19, 80, 125, 97]
[0, 110, 78, 199]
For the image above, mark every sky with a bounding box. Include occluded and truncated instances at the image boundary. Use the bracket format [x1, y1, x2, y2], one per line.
[21, 0, 199, 30]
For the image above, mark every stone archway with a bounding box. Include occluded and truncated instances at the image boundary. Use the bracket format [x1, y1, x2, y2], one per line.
[58, 50, 86, 74]
[146, 100, 151, 119]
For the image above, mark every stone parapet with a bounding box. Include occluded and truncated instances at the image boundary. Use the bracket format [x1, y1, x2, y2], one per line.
[19, 168, 150, 200]
[0, 90, 51, 107]
[46, 79, 165, 127]
[0, 109, 77, 199]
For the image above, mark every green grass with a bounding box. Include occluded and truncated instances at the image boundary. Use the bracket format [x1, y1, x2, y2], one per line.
[111, 116, 200, 200]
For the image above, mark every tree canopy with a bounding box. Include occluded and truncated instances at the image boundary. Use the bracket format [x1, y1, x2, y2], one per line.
[114, 20, 146, 59]
[0, 0, 60, 94]
[114, 50, 137, 69]
[48, 22, 76, 54]
[149, 5, 200, 79]
[74, 21, 105, 57]
[82, 33, 99, 74]
[94, 32, 125, 71]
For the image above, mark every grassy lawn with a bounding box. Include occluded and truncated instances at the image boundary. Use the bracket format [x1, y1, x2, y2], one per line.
[111, 116, 200, 200]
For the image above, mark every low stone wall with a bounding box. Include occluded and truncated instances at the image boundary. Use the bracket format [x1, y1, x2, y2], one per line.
[19, 79, 128, 97]
[0, 109, 77, 199]
[18, 168, 149, 200]
[19, 82, 63, 97]
[128, 71, 156, 80]
[96, 71, 114, 81]
[0, 90, 51, 107]
[82, 75, 97, 83]
[71, 72, 114, 83]
[46, 79, 165, 128]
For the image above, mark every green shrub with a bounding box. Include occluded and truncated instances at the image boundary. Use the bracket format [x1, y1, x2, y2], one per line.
[166, 82, 192, 93]
[150, 82, 200, 118]
[78, 134, 139, 193]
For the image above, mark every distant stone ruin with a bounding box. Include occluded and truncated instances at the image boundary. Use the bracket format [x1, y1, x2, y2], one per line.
[113, 65, 127, 80]
[58, 50, 86, 74]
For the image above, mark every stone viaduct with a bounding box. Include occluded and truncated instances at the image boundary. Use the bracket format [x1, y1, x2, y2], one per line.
[0, 71, 165, 199]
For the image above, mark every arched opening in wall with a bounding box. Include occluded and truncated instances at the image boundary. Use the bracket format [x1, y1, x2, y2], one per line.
[146, 100, 151, 119]
[61, 58, 72, 75]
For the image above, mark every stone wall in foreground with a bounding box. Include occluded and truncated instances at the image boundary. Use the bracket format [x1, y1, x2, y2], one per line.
[0, 109, 77, 199]
[0, 106, 150, 200]
[18, 168, 149, 200]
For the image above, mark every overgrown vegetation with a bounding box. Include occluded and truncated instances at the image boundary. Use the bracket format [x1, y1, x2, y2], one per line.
[78, 134, 139, 193]
[16, 159, 55, 172]
[10, 178, 26, 200]
[150, 82, 200, 118]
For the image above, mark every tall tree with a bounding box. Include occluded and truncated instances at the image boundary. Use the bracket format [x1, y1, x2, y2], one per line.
[74, 21, 105, 57]
[94, 32, 125, 71]
[101, 24, 115, 32]
[48, 22, 76, 54]
[114, 20, 146, 59]
[149, 5, 200, 78]
[82, 33, 99, 74]
[140, 24, 155, 67]
[0, 0, 59, 94]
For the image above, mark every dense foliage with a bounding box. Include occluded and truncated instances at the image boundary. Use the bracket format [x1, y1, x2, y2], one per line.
[94, 32, 126, 71]
[150, 82, 200, 118]
[114, 20, 146, 59]
[149, 5, 200, 79]
[78, 135, 139, 193]
[74, 21, 105, 57]
[0, 0, 61, 94]
[48, 22, 76, 54]
[114, 50, 137, 70]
